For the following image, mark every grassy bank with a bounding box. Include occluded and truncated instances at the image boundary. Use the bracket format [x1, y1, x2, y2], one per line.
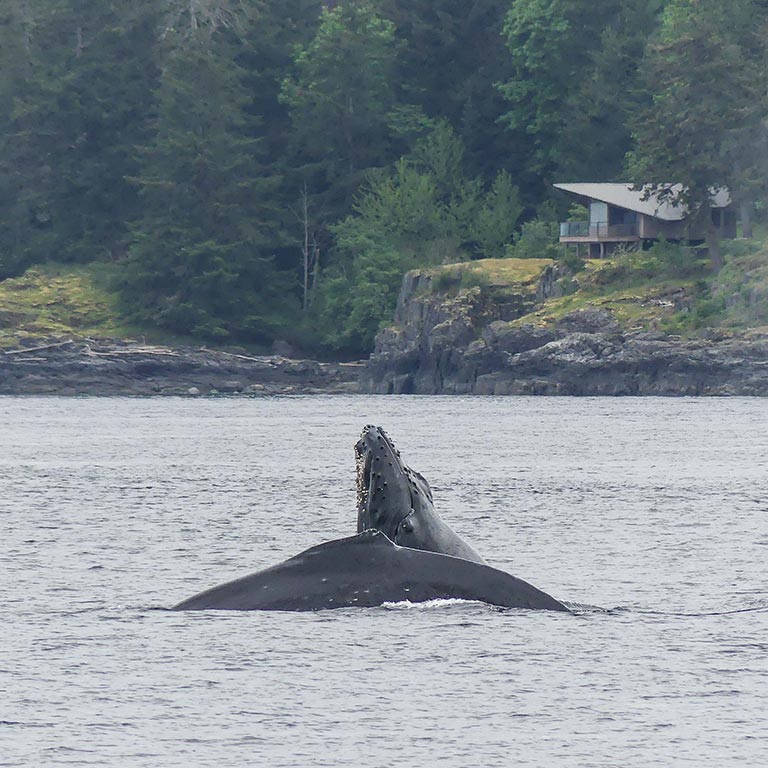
[0, 263, 122, 349]
[0, 262, 205, 350]
[2, 238, 766, 353]
[425, 237, 768, 337]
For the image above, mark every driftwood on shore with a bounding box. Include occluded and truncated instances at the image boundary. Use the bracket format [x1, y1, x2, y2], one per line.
[3, 339, 77, 355]
[83, 344, 181, 358]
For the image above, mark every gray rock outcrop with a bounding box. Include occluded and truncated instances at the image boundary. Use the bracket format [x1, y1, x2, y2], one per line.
[0, 340, 362, 396]
[361, 267, 768, 396]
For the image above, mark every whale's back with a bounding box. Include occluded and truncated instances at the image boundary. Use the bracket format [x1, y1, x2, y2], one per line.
[172, 531, 568, 612]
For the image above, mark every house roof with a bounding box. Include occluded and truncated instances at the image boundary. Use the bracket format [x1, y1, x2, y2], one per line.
[553, 183, 731, 221]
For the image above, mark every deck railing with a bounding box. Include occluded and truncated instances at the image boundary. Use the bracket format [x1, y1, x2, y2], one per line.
[559, 221, 639, 238]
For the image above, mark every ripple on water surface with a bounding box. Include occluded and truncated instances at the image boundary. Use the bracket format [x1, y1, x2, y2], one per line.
[1, 395, 767, 767]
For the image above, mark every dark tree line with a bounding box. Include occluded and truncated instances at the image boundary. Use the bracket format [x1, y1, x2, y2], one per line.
[1, 1, 766, 354]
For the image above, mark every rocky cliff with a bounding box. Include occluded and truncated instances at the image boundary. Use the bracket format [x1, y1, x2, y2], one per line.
[361, 259, 768, 395]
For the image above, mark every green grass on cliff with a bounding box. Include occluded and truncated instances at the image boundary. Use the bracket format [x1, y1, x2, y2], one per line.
[0, 261, 196, 350]
[0, 262, 220, 350]
[518, 279, 692, 330]
[425, 255, 696, 331]
[426, 238, 768, 336]
[705, 240, 768, 331]
[439, 257, 554, 287]
[424, 258, 554, 294]
[0, 262, 123, 348]
[3, 239, 766, 354]
[516, 256, 699, 331]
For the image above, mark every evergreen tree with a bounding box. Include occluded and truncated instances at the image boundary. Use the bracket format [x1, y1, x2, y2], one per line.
[237, 0, 325, 291]
[409, 120, 483, 244]
[58, 1, 159, 261]
[378, 0, 516, 182]
[0, 0, 43, 276]
[239, 0, 324, 163]
[124, 11, 293, 342]
[0, 1, 158, 277]
[498, 0, 662, 192]
[627, 0, 768, 269]
[315, 159, 445, 354]
[279, 1, 408, 228]
[472, 170, 523, 258]
[314, 123, 520, 354]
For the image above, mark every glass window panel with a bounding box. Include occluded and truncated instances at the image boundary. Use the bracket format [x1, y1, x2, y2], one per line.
[589, 202, 608, 224]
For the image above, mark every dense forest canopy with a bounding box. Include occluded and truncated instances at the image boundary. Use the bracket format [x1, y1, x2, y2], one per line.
[1, 0, 766, 354]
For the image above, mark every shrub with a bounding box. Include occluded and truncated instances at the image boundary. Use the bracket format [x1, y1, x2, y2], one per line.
[506, 219, 560, 259]
[471, 171, 523, 259]
[560, 250, 585, 274]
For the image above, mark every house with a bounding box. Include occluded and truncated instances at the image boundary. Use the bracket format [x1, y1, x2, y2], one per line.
[554, 182, 737, 258]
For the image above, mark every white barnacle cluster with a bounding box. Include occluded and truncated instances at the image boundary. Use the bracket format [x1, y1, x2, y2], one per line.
[355, 449, 369, 511]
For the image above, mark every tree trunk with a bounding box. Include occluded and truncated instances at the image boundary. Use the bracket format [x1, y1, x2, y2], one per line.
[298, 184, 319, 312]
[740, 201, 753, 238]
[706, 224, 723, 272]
[19, 0, 32, 54]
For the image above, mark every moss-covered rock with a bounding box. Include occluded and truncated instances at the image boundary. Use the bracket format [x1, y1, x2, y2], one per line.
[362, 252, 768, 395]
[0, 263, 125, 349]
[364, 259, 553, 393]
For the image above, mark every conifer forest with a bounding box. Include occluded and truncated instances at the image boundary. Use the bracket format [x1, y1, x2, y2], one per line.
[2, 1, 767, 355]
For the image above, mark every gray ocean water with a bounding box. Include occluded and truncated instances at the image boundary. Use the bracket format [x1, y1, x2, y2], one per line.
[2, 395, 767, 767]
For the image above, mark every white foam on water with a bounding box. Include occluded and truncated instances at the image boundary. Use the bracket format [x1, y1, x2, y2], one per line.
[380, 598, 486, 611]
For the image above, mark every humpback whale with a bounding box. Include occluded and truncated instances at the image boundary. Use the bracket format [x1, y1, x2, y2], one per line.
[355, 425, 486, 564]
[172, 530, 568, 612]
[172, 426, 568, 613]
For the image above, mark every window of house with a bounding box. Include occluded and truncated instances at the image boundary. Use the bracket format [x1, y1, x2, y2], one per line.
[589, 201, 608, 225]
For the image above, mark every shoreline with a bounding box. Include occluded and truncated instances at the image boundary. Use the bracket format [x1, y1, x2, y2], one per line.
[0, 339, 363, 397]
[3, 334, 768, 398]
